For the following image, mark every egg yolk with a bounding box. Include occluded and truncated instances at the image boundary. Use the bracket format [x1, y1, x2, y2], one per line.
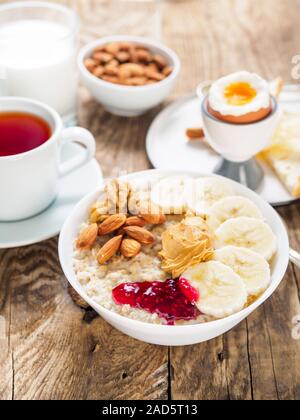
[224, 82, 257, 106]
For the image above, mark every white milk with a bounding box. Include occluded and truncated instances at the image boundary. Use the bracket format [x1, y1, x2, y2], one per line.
[0, 20, 78, 119]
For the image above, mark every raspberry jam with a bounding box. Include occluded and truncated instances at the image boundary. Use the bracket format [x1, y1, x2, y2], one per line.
[112, 278, 200, 325]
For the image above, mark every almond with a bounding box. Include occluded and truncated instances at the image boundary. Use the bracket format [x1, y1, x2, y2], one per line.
[140, 203, 166, 225]
[141, 213, 166, 225]
[97, 235, 123, 264]
[90, 209, 109, 223]
[124, 76, 147, 86]
[108, 58, 119, 67]
[124, 226, 155, 245]
[136, 49, 152, 62]
[144, 69, 165, 81]
[104, 63, 119, 76]
[120, 239, 142, 258]
[146, 62, 159, 72]
[119, 41, 132, 51]
[129, 46, 139, 63]
[104, 42, 121, 55]
[186, 128, 205, 140]
[76, 223, 98, 249]
[163, 66, 173, 77]
[101, 75, 120, 84]
[89, 201, 109, 223]
[93, 51, 113, 63]
[98, 214, 127, 235]
[116, 51, 130, 63]
[125, 216, 147, 227]
[84, 58, 97, 71]
[153, 54, 168, 69]
[119, 63, 144, 79]
[92, 65, 105, 78]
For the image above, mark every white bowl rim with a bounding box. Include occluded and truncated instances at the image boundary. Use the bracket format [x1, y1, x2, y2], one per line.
[58, 169, 289, 332]
[78, 34, 181, 92]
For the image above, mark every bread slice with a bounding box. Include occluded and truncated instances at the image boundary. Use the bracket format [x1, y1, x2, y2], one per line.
[261, 112, 300, 197]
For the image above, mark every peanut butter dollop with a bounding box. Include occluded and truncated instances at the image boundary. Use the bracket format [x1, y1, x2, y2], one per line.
[160, 217, 214, 279]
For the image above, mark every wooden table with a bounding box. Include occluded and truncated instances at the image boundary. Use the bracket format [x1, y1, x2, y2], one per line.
[1, 0, 300, 400]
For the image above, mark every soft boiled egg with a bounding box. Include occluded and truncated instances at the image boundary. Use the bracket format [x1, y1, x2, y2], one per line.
[208, 71, 272, 124]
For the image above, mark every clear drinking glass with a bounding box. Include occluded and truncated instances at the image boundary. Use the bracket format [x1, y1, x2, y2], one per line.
[0, 1, 79, 125]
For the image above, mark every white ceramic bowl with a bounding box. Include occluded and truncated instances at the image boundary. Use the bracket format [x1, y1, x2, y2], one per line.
[78, 35, 181, 117]
[58, 170, 289, 346]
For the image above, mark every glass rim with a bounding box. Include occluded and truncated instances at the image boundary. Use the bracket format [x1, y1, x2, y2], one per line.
[0, 1, 79, 43]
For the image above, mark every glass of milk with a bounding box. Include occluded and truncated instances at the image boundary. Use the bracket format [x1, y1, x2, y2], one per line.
[0, 2, 79, 125]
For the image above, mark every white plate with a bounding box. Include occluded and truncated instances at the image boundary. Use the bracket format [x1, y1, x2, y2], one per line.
[0, 143, 103, 249]
[146, 84, 300, 207]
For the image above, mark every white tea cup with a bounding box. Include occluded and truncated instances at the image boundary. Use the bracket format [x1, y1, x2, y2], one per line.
[0, 97, 96, 221]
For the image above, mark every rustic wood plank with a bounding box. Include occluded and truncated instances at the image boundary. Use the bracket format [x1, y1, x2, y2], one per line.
[0, 240, 168, 400]
[1, 0, 300, 400]
[0, 249, 13, 400]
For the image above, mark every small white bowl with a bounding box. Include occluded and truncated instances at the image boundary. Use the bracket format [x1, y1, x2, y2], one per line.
[58, 170, 289, 346]
[78, 35, 181, 117]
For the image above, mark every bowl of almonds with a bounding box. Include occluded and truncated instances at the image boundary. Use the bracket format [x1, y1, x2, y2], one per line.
[78, 35, 180, 116]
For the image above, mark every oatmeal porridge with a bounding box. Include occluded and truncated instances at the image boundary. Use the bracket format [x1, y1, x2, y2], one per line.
[73, 176, 277, 325]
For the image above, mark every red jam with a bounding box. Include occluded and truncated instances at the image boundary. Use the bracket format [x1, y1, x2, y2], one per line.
[112, 278, 200, 325]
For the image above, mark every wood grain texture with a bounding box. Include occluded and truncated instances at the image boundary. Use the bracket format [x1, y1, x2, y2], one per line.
[0, 0, 300, 400]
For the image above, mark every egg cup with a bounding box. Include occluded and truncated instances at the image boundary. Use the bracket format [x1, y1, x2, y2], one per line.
[201, 95, 279, 163]
[198, 92, 279, 189]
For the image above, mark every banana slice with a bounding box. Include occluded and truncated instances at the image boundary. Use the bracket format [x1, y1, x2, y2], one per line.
[215, 217, 277, 261]
[207, 196, 263, 229]
[151, 176, 193, 214]
[182, 261, 247, 318]
[214, 246, 271, 296]
[187, 177, 234, 216]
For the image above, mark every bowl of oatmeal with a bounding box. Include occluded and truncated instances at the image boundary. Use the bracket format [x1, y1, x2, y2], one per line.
[58, 170, 289, 346]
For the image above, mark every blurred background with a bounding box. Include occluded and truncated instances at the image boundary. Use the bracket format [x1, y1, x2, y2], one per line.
[1, 0, 299, 92]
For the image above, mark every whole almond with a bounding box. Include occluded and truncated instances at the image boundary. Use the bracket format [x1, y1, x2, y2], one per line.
[153, 54, 168, 69]
[129, 46, 139, 63]
[101, 75, 120, 84]
[125, 216, 147, 228]
[136, 49, 152, 62]
[124, 76, 147, 86]
[141, 213, 166, 225]
[116, 51, 130, 63]
[163, 66, 173, 77]
[90, 209, 109, 223]
[119, 63, 144, 79]
[104, 63, 119, 76]
[186, 127, 205, 140]
[104, 42, 121, 55]
[85, 58, 97, 71]
[108, 58, 119, 67]
[93, 51, 113, 63]
[98, 214, 127, 235]
[76, 223, 98, 249]
[147, 62, 159, 72]
[119, 41, 131, 51]
[124, 226, 155, 245]
[140, 203, 166, 225]
[145, 69, 165, 81]
[121, 239, 142, 258]
[92, 65, 105, 78]
[97, 235, 123, 264]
